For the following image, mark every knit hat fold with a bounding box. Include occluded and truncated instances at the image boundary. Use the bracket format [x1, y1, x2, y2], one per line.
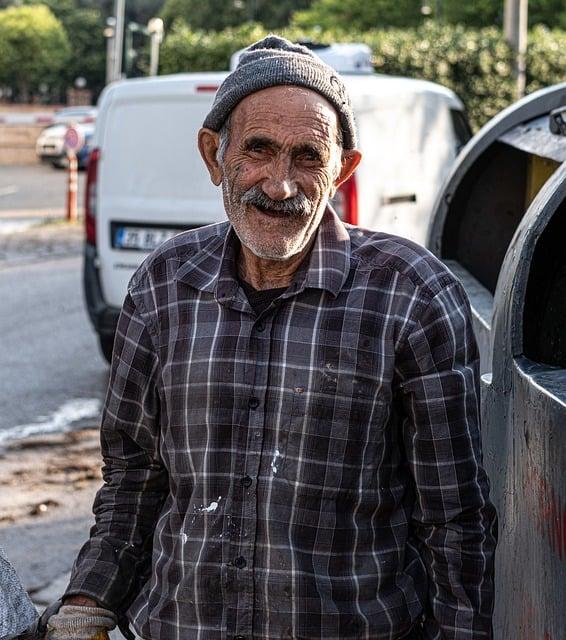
[203, 35, 357, 149]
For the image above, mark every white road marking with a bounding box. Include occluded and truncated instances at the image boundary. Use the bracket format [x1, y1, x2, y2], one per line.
[0, 398, 101, 444]
[0, 219, 38, 235]
[0, 186, 18, 197]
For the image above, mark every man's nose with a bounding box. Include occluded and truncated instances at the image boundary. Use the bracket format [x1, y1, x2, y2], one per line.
[262, 160, 298, 201]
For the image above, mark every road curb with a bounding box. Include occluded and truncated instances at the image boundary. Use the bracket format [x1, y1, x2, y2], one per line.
[0, 208, 71, 219]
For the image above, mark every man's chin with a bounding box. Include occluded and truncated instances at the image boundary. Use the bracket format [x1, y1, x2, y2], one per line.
[237, 230, 305, 261]
[241, 242, 301, 262]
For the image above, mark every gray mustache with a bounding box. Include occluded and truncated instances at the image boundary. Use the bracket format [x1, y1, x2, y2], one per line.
[240, 185, 311, 217]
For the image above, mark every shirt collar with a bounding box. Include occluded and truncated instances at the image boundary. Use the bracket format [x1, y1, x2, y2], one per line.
[175, 206, 351, 302]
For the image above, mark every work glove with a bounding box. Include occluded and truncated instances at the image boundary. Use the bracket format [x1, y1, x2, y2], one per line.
[45, 605, 117, 640]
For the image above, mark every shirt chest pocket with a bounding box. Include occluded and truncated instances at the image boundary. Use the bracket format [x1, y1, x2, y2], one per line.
[279, 367, 388, 499]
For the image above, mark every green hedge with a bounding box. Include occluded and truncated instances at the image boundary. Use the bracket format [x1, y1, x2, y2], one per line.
[160, 21, 566, 131]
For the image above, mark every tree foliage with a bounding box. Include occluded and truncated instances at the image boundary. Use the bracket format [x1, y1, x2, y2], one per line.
[161, 0, 313, 30]
[442, 0, 501, 27]
[293, 0, 422, 30]
[0, 4, 71, 101]
[293, 0, 566, 30]
[81, 0, 165, 23]
[0, 0, 168, 99]
[160, 20, 566, 131]
[61, 7, 106, 96]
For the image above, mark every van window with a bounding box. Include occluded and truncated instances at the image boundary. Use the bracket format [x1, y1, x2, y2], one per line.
[523, 199, 566, 368]
[450, 109, 472, 154]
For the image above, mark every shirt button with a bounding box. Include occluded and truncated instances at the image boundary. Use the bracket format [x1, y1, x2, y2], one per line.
[248, 397, 259, 409]
[234, 556, 247, 569]
[241, 475, 252, 488]
[234, 636, 246, 640]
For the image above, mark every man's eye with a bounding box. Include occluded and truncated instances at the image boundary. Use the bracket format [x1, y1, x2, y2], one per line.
[298, 153, 321, 164]
[248, 144, 268, 154]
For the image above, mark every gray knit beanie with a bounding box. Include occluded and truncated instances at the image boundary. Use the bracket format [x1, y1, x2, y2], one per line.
[203, 35, 357, 149]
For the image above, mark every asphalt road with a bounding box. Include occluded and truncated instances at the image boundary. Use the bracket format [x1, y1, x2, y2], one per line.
[0, 232, 109, 440]
[0, 164, 86, 213]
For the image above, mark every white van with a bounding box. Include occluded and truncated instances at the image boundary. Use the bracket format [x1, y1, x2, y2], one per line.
[84, 53, 470, 361]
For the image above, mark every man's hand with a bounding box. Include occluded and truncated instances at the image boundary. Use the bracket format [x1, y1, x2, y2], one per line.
[63, 595, 99, 607]
[46, 604, 117, 640]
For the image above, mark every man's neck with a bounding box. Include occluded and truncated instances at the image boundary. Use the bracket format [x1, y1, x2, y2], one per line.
[237, 243, 311, 290]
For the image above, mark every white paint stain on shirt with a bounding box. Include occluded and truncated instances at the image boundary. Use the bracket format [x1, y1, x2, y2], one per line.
[181, 496, 223, 542]
[271, 449, 281, 475]
[193, 496, 222, 514]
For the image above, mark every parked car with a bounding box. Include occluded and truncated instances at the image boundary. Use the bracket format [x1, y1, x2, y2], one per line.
[36, 121, 95, 169]
[83, 45, 471, 362]
[52, 106, 98, 124]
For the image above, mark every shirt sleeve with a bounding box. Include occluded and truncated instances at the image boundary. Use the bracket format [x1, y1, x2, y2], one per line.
[395, 280, 497, 639]
[65, 291, 168, 612]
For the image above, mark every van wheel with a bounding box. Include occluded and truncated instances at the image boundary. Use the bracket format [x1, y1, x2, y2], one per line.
[99, 334, 114, 364]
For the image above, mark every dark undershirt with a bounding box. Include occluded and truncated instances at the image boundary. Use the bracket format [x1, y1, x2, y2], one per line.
[240, 280, 287, 316]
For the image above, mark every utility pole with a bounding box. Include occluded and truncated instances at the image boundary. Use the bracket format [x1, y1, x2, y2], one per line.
[112, 0, 126, 82]
[104, 17, 116, 85]
[148, 18, 164, 77]
[504, 0, 529, 99]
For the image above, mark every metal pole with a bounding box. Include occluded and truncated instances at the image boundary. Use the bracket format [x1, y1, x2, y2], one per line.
[66, 151, 78, 222]
[125, 23, 134, 78]
[105, 33, 114, 84]
[516, 0, 528, 99]
[504, 0, 529, 100]
[104, 18, 116, 85]
[148, 18, 164, 77]
[150, 33, 160, 76]
[504, 0, 519, 43]
[112, 0, 126, 82]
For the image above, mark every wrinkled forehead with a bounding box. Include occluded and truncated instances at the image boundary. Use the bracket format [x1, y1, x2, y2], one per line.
[230, 85, 341, 145]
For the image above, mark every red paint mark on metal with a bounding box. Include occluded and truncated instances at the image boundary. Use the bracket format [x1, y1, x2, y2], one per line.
[528, 468, 566, 560]
[196, 85, 219, 93]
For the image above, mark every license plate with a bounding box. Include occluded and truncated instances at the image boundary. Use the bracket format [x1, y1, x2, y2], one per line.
[114, 226, 180, 251]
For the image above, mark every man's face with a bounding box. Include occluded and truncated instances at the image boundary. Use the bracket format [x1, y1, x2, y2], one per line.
[218, 86, 343, 261]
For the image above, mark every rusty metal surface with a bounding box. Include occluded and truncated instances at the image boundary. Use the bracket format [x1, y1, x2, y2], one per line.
[481, 164, 566, 639]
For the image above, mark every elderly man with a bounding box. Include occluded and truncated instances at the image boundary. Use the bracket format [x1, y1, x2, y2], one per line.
[47, 36, 496, 640]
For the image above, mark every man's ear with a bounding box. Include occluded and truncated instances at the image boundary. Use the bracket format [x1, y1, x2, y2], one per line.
[331, 149, 362, 196]
[198, 128, 223, 186]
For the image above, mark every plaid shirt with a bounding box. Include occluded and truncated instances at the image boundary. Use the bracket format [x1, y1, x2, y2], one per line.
[67, 209, 496, 639]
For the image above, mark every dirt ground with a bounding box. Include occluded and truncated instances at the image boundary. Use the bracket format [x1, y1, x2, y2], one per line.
[0, 218, 100, 536]
[0, 428, 102, 526]
[0, 219, 83, 267]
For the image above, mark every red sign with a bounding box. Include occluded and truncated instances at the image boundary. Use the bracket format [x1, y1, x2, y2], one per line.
[64, 126, 84, 153]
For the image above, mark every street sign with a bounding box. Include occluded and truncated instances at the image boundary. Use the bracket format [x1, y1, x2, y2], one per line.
[63, 126, 84, 153]
[64, 125, 83, 223]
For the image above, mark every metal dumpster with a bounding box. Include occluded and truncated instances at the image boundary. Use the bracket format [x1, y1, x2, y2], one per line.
[427, 82, 566, 373]
[427, 85, 566, 638]
[482, 161, 566, 639]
